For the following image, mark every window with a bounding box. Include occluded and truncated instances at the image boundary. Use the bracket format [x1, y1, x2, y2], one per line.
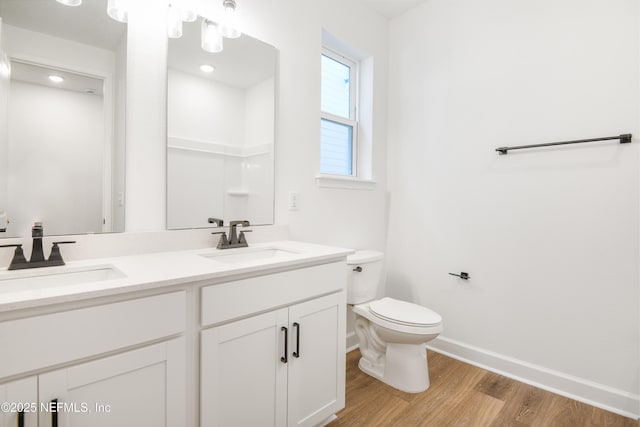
[320, 48, 357, 176]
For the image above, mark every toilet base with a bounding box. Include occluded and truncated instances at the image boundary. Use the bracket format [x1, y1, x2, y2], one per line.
[358, 343, 430, 393]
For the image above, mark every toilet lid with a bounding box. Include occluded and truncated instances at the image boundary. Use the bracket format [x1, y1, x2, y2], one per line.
[369, 298, 442, 327]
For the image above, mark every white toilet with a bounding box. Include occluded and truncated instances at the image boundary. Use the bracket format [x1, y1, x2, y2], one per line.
[347, 250, 443, 393]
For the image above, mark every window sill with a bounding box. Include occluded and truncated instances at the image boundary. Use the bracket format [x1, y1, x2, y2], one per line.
[315, 174, 377, 190]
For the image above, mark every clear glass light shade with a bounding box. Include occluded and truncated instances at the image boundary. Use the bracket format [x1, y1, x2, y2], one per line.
[179, 8, 197, 22]
[56, 0, 82, 6]
[201, 20, 223, 53]
[217, 7, 241, 38]
[167, 5, 183, 38]
[107, 0, 129, 23]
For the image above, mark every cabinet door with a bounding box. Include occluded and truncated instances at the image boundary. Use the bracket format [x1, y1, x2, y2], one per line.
[38, 338, 185, 427]
[287, 292, 346, 427]
[0, 377, 37, 427]
[201, 308, 288, 427]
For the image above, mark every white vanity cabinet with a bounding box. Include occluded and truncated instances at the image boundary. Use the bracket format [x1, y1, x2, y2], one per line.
[0, 243, 350, 427]
[38, 338, 185, 427]
[0, 377, 37, 427]
[200, 262, 347, 427]
[0, 292, 187, 427]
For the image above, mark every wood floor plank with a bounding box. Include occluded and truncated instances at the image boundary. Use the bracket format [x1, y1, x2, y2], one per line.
[474, 372, 516, 401]
[427, 390, 504, 427]
[490, 380, 553, 426]
[332, 349, 637, 427]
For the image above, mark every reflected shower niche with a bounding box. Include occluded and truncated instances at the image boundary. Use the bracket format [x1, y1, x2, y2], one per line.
[167, 21, 276, 230]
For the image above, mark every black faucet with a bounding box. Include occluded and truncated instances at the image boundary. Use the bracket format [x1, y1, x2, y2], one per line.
[211, 220, 251, 249]
[208, 218, 224, 227]
[30, 222, 45, 264]
[0, 222, 75, 270]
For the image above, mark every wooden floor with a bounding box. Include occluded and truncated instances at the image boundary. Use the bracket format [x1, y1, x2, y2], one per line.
[331, 349, 638, 427]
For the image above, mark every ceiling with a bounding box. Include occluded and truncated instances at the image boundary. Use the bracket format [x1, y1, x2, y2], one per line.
[361, 0, 427, 19]
[167, 19, 276, 89]
[10, 60, 104, 95]
[0, 0, 126, 51]
[0, 0, 274, 90]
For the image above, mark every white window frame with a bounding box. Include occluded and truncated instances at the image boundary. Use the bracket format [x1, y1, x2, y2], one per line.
[321, 46, 359, 177]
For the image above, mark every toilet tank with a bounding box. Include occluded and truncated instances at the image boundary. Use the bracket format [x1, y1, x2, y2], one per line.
[346, 250, 384, 304]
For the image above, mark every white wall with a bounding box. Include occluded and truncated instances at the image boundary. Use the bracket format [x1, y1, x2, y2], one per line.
[387, 0, 639, 417]
[127, 0, 388, 249]
[166, 69, 267, 227]
[244, 0, 389, 249]
[244, 77, 273, 147]
[166, 68, 244, 231]
[0, 19, 8, 231]
[243, 77, 274, 224]
[2, 23, 124, 236]
[111, 33, 127, 233]
[168, 69, 245, 146]
[124, 0, 167, 232]
[8, 81, 104, 235]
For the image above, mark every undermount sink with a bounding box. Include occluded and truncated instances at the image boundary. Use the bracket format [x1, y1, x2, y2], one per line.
[200, 247, 299, 264]
[0, 265, 126, 293]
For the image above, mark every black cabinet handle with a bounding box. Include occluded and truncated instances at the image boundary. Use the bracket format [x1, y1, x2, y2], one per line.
[51, 399, 58, 427]
[280, 327, 288, 363]
[292, 322, 300, 358]
[17, 411, 24, 427]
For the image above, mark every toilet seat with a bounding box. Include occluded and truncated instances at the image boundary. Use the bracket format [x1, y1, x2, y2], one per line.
[369, 297, 442, 327]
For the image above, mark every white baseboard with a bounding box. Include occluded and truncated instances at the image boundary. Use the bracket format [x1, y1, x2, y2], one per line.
[346, 331, 359, 353]
[427, 336, 639, 420]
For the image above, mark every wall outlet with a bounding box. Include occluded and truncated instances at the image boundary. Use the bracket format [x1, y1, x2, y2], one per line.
[288, 192, 299, 211]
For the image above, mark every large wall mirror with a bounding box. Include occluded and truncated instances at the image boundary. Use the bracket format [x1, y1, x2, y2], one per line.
[167, 18, 276, 229]
[0, 0, 126, 238]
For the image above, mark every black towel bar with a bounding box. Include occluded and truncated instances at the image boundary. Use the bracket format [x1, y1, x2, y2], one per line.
[496, 134, 632, 155]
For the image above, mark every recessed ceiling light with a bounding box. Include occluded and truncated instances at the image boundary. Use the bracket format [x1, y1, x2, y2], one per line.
[200, 64, 215, 73]
[48, 75, 64, 83]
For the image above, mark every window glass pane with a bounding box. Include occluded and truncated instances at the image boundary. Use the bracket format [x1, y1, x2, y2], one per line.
[321, 54, 351, 119]
[320, 119, 353, 175]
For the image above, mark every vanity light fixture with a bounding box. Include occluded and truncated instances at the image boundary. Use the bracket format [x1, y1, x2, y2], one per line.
[107, 0, 129, 23]
[178, 7, 197, 23]
[48, 75, 64, 83]
[218, 0, 241, 39]
[201, 19, 224, 53]
[200, 64, 215, 73]
[56, 0, 82, 6]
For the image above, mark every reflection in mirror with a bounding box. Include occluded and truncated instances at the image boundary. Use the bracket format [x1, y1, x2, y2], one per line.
[0, 0, 126, 238]
[167, 19, 275, 229]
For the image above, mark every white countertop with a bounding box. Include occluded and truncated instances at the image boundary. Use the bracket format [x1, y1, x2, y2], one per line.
[0, 241, 354, 313]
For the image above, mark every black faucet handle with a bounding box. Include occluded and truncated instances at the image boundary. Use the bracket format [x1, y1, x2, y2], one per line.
[212, 231, 229, 249]
[48, 241, 76, 266]
[229, 220, 250, 227]
[0, 244, 28, 270]
[238, 230, 252, 245]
